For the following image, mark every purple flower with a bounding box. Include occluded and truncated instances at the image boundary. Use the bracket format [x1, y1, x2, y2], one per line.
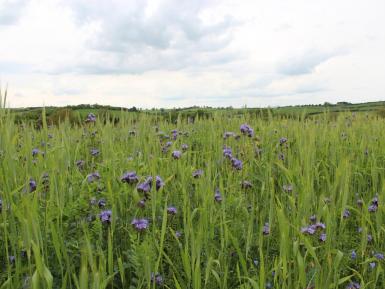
[131, 218, 149, 232]
[241, 180, 252, 189]
[374, 253, 384, 260]
[167, 206, 177, 215]
[192, 169, 203, 178]
[240, 124, 254, 137]
[369, 262, 376, 269]
[156, 176, 164, 191]
[181, 144, 188, 151]
[214, 189, 222, 203]
[76, 160, 85, 169]
[29, 178, 37, 192]
[32, 148, 39, 157]
[351, 250, 357, 260]
[223, 131, 235, 139]
[279, 137, 288, 145]
[231, 157, 243, 170]
[137, 180, 151, 193]
[98, 198, 106, 208]
[301, 225, 316, 235]
[343, 209, 351, 219]
[90, 148, 100, 157]
[319, 233, 326, 242]
[368, 234, 373, 242]
[175, 231, 182, 238]
[315, 222, 326, 229]
[368, 195, 379, 212]
[263, 223, 270, 235]
[346, 282, 360, 289]
[121, 171, 139, 184]
[86, 113, 96, 122]
[150, 273, 163, 286]
[137, 199, 146, 208]
[309, 215, 317, 223]
[165, 141, 173, 148]
[223, 146, 232, 158]
[87, 172, 100, 183]
[172, 150, 182, 159]
[99, 210, 112, 224]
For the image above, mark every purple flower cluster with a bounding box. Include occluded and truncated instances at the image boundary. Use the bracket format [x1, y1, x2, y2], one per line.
[223, 146, 232, 159]
[230, 157, 243, 170]
[241, 180, 252, 189]
[29, 178, 37, 192]
[223, 131, 236, 139]
[214, 188, 222, 203]
[85, 113, 96, 123]
[167, 206, 177, 215]
[346, 282, 360, 289]
[301, 218, 326, 242]
[131, 218, 149, 232]
[151, 273, 163, 286]
[240, 124, 254, 137]
[263, 223, 270, 235]
[172, 150, 182, 159]
[90, 148, 100, 157]
[87, 172, 101, 183]
[32, 148, 39, 157]
[192, 169, 203, 178]
[99, 210, 112, 224]
[368, 195, 378, 212]
[121, 171, 139, 184]
[137, 176, 165, 194]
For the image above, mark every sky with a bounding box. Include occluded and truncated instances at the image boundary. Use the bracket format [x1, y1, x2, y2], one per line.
[0, 0, 384, 108]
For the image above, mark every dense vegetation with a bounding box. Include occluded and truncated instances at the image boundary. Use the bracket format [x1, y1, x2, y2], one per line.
[1, 93, 385, 288]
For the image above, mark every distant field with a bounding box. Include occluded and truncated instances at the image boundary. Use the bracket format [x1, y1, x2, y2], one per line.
[1, 98, 385, 288]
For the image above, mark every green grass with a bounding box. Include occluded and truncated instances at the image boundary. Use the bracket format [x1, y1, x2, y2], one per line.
[1, 92, 385, 288]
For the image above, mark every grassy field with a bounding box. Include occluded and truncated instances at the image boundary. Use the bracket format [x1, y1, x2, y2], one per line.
[1, 94, 385, 288]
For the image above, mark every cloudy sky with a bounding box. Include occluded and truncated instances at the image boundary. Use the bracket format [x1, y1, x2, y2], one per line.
[0, 0, 384, 108]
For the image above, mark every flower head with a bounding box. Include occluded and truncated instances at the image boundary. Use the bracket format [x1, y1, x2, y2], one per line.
[150, 273, 163, 286]
[131, 218, 149, 232]
[223, 146, 232, 158]
[351, 250, 357, 260]
[181, 144, 188, 151]
[263, 223, 270, 235]
[241, 180, 252, 189]
[156, 176, 164, 191]
[167, 206, 177, 215]
[214, 188, 223, 203]
[29, 178, 37, 192]
[90, 148, 100, 157]
[343, 209, 351, 219]
[121, 171, 139, 184]
[172, 150, 182, 159]
[192, 169, 203, 178]
[86, 113, 96, 123]
[87, 172, 101, 183]
[231, 157, 243, 170]
[99, 210, 112, 224]
[32, 148, 39, 157]
[240, 124, 254, 137]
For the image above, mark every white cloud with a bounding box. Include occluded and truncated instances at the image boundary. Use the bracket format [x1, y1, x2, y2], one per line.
[0, 0, 385, 108]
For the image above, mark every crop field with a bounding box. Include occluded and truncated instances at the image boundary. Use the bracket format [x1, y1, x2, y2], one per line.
[1, 103, 385, 289]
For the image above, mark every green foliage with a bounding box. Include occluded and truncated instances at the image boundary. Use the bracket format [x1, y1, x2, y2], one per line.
[0, 108, 385, 288]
